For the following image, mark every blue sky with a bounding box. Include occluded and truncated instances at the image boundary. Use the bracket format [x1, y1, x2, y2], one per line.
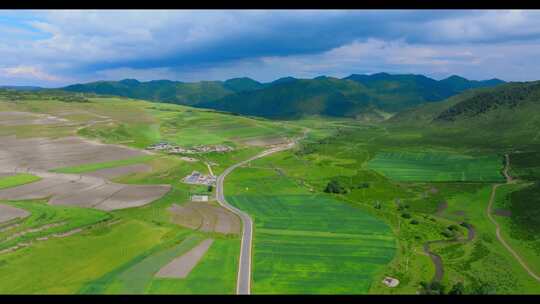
[1, 10, 540, 87]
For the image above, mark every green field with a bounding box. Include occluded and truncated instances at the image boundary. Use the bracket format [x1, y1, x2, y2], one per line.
[225, 163, 396, 294]
[0, 174, 41, 189]
[0, 219, 169, 294]
[367, 151, 504, 182]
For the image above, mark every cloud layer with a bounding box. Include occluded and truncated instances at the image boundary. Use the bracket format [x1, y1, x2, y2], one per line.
[0, 10, 539, 86]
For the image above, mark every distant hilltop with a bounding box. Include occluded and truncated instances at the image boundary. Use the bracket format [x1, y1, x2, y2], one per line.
[60, 73, 505, 119]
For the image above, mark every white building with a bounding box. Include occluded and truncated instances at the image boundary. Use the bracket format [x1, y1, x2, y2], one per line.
[191, 195, 209, 202]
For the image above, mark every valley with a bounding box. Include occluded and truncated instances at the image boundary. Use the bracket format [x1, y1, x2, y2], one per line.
[0, 78, 540, 295]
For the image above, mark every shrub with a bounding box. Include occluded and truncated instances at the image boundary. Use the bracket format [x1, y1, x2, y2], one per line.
[441, 230, 455, 238]
[324, 179, 347, 194]
[448, 224, 460, 231]
[410, 219, 419, 225]
[401, 213, 411, 219]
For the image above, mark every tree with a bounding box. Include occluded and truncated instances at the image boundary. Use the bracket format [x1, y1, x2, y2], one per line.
[324, 180, 346, 194]
[410, 219, 419, 225]
[401, 212, 411, 219]
[448, 282, 465, 295]
[419, 281, 446, 295]
[207, 185, 213, 192]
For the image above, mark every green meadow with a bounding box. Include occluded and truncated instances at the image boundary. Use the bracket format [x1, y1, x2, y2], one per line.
[367, 151, 504, 182]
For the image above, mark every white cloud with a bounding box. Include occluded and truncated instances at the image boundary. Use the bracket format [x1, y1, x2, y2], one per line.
[1, 65, 61, 82]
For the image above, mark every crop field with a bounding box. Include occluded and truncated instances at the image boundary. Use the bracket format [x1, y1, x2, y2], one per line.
[225, 163, 396, 294]
[0, 219, 170, 294]
[367, 151, 504, 182]
[228, 194, 395, 294]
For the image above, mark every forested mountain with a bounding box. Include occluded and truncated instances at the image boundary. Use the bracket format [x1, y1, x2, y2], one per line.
[61, 73, 504, 119]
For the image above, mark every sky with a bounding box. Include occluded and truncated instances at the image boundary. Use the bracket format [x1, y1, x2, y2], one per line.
[1, 10, 540, 87]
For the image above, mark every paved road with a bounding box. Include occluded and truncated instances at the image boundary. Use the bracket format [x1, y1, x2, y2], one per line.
[486, 154, 540, 282]
[215, 140, 298, 295]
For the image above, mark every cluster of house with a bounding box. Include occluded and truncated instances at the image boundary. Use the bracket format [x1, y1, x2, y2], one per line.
[182, 170, 216, 186]
[146, 141, 233, 154]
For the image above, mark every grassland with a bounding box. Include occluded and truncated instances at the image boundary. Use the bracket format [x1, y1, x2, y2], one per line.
[0, 174, 41, 190]
[367, 151, 504, 182]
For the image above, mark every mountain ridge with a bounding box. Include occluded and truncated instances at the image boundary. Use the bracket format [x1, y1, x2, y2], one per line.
[61, 73, 505, 119]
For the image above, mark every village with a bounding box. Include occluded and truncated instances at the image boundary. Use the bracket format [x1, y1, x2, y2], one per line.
[146, 141, 234, 154]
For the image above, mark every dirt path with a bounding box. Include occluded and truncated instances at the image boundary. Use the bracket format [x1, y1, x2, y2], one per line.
[486, 154, 540, 282]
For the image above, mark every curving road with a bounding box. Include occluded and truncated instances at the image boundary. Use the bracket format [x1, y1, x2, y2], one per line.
[215, 132, 305, 295]
[486, 154, 540, 282]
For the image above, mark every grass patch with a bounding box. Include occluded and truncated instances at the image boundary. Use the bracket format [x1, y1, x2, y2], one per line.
[0, 174, 41, 189]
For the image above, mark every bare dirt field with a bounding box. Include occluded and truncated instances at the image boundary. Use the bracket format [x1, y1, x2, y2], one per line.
[169, 202, 241, 235]
[0, 111, 67, 126]
[155, 238, 214, 279]
[0, 171, 170, 211]
[0, 135, 145, 171]
[0, 129, 169, 211]
[0, 204, 30, 223]
[86, 164, 152, 179]
[240, 136, 289, 147]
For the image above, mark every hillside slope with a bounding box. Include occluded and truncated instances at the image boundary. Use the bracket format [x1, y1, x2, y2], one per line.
[386, 81, 540, 150]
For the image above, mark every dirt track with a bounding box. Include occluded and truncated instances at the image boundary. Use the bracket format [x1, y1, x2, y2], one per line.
[155, 239, 214, 279]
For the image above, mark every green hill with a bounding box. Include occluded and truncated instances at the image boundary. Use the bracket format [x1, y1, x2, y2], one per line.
[62, 77, 264, 106]
[61, 73, 504, 119]
[386, 81, 540, 151]
[198, 74, 504, 119]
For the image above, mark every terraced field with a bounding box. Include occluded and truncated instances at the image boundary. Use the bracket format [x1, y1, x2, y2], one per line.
[367, 151, 504, 182]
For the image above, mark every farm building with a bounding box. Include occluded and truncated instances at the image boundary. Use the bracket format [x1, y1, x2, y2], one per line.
[191, 195, 209, 202]
[182, 171, 216, 186]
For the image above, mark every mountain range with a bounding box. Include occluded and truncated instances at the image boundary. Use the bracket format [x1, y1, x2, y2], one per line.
[61, 73, 505, 119]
